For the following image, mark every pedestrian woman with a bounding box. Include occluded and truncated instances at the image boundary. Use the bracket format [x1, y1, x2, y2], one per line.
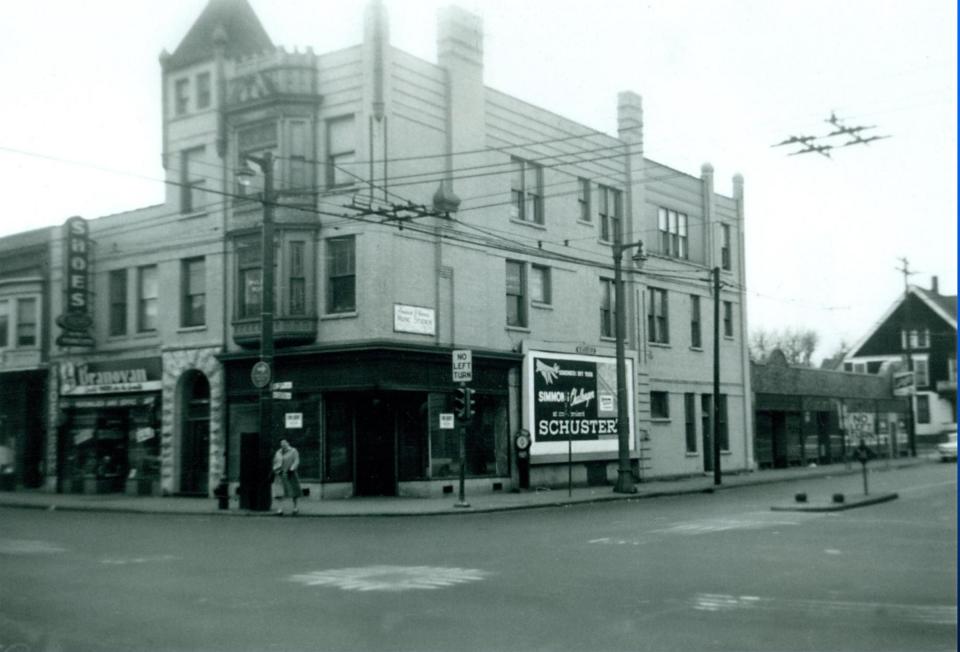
[272, 439, 301, 516]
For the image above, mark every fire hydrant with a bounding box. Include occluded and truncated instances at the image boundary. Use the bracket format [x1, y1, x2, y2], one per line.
[214, 478, 230, 510]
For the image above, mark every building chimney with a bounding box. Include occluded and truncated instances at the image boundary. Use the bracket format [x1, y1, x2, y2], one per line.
[931, 275, 939, 294]
[434, 6, 485, 213]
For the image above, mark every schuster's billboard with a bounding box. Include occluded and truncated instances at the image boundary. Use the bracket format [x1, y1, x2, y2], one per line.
[524, 351, 635, 457]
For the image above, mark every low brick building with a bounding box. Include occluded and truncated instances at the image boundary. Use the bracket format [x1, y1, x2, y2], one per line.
[752, 350, 908, 468]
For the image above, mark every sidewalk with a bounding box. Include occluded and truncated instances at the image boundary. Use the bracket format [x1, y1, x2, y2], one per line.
[0, 456, 936, 518]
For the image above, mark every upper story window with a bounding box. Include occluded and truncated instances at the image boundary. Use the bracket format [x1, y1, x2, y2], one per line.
[647, 287, 669, 344]
[721, 223, 732, 270]
[600, 278, 616, 338]
[901, 329, 930, 350]
[913, 357, 930, 388]
[0, 297, 40, 349]
[237, 238, 262, 319]
[505, 260, 527, 327]
[530, 264, 551, 305]
[181, 257, 206, 328]
[16, 298, 37, 347]
[510, 158, 544, 224]
[288, 121, 310, 192]
[196, 72, 211, 110]
[109, 269, 127, 336]
[289, 241, 307, 316]
[0, 301, 8, 346]
[658, 207, 688, 259]
[690, 295, 702, 348]
[174, 78, 190, 116]
[578, 178, 591, 222]
[137, 265, 158, 332]
[327, 116, 356, 188]
[598, 185, 621, 242]
[723, 301, 734, 338]
[180, 146, 206, 214]
[326, 236, 356, 314]
[237, 122, 278, 197]
[916, 394, 931, 424]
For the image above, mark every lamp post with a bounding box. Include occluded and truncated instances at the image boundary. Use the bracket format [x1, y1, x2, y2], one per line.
[237, 152, 275, 511]
[612, 225, 645, 494]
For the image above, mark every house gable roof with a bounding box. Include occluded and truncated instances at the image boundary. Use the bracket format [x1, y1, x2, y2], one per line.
[164, 0, 274, 71]
[914, 286, 957, 328]
[845, 285, 958, 361]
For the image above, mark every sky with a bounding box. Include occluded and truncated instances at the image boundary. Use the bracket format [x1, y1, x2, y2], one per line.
[0, 0, 955, 363]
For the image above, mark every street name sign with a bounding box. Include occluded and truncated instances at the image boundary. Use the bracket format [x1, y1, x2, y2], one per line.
[452, 349, 473, 382]
[272, 391, 292, 400]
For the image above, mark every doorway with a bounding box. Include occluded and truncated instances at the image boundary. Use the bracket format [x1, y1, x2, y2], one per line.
[701, 394, 713, 472]
[180, 371, 210, 495]
[354, 393, 397, 497]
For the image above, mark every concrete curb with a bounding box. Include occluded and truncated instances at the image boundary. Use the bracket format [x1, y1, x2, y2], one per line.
[0, 458, 930, 518]
[770, 492, 899, 513]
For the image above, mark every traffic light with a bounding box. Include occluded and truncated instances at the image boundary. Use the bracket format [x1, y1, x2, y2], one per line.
[453, 387, 467, 419]
[465, 387, 475, 420]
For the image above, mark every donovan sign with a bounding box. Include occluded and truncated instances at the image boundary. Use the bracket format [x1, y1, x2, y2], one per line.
[524, 351, 635, 456]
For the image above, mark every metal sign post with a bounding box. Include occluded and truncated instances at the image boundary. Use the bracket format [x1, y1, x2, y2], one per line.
[452, 350, 473, 508]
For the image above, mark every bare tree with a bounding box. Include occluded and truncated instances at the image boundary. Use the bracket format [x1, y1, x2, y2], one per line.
[749, 329, 775, 362]
[750, 327, 820, 366]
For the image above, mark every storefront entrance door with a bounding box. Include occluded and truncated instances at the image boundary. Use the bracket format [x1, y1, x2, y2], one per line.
[355, 394, 396, 497]
[180, 372, 210, 496]
[181, 420, 209, 495]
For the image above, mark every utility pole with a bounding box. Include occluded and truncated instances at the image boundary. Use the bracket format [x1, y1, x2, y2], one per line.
[237, 152, 276, 511]
[712, 266, 722, 486]
[897, 257, 917, 457]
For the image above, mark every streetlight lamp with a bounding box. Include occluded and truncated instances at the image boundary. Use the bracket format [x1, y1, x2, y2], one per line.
[237, 151, 275, 511]
[612, 224, 646, 495]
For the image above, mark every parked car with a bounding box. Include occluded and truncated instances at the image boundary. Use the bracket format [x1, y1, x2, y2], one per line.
[937, 431, 957, 462]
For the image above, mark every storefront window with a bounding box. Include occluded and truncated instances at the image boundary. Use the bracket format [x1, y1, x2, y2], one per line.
[324, 396, 353, 482]
[278, 399, 319, 480]
[397, 394, 428, 481]
[429, 392, 505, 479]
[128, 405, 160, 483]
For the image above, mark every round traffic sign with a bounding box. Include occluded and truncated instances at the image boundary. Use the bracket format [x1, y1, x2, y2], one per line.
[251, 361, 272, 388]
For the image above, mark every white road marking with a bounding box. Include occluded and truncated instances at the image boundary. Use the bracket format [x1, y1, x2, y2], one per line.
[0, 539, 66, 554]
[289, 565, 490, 592]
[691, 593, 956, 625]
[589, 512, 808, 546]
[100, 554, 180, 565]
[649, 515, 800, 536]
[824, 548, 842, 555]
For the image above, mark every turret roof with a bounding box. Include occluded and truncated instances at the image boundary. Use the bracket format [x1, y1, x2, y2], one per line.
[165, 0, 273, 70]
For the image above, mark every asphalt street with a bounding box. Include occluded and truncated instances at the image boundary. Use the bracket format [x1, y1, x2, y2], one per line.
[0, 463, 955, 652]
